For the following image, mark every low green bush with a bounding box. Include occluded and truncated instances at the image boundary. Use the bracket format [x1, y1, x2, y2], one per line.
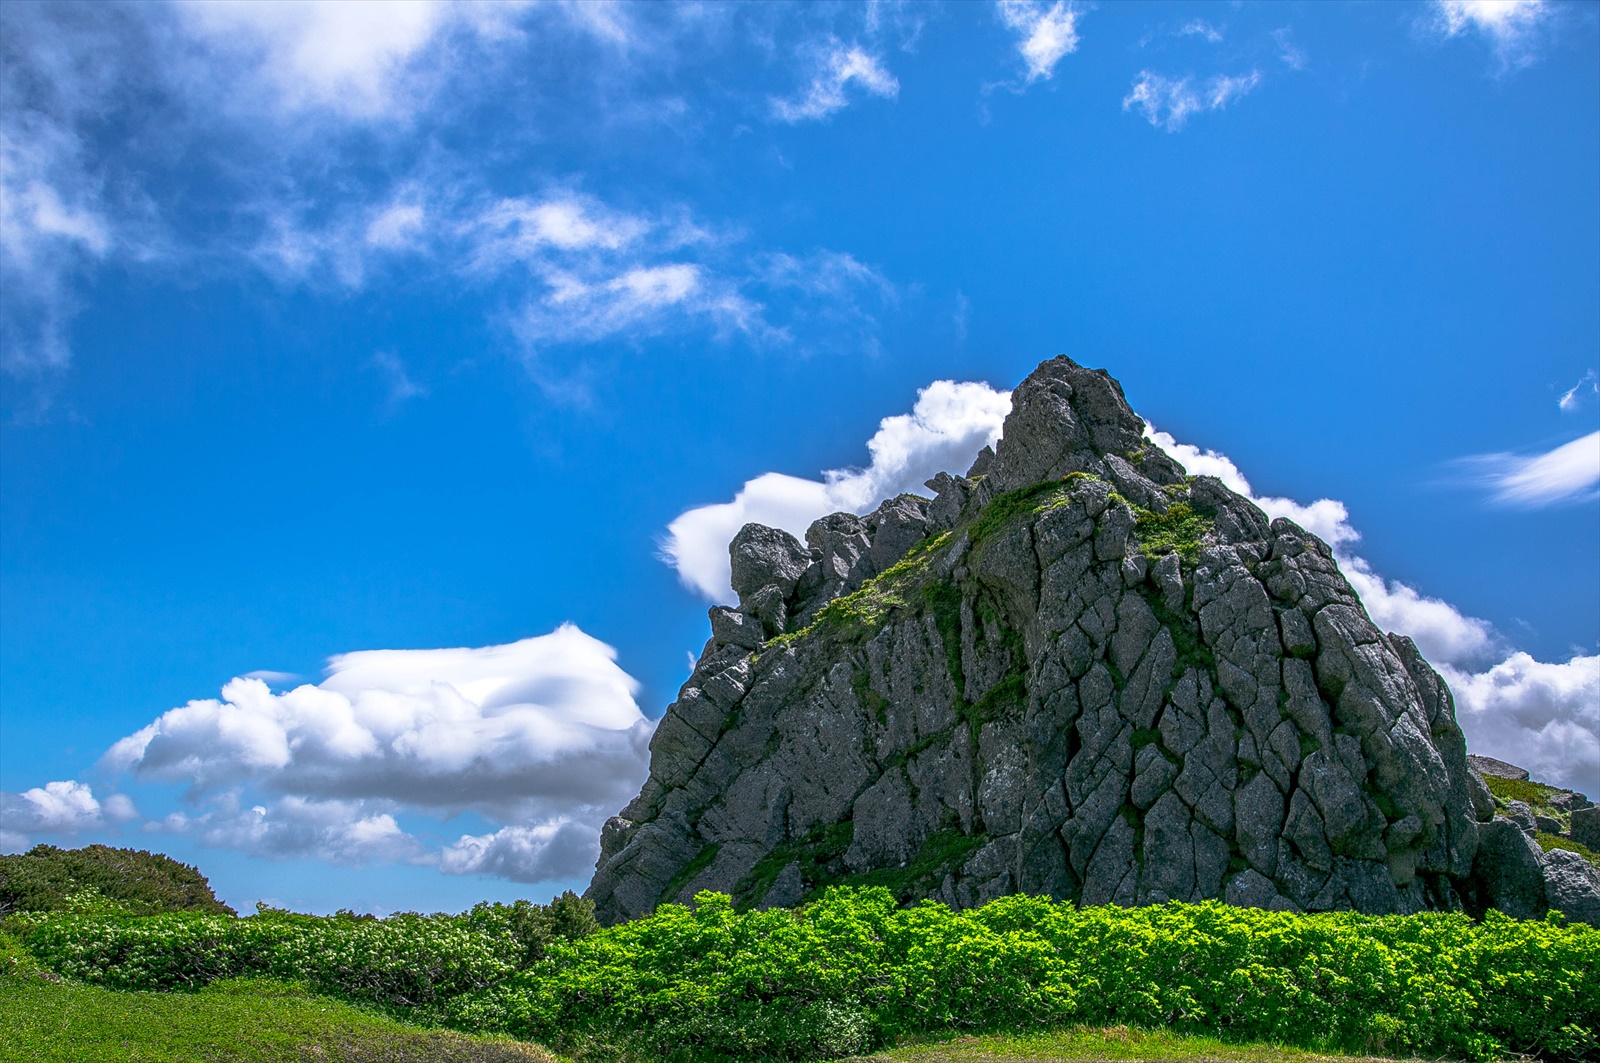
[449, 888, 1598, 1063]
[10, 891, 596, 1011]
[12, 886, 1598, 1062]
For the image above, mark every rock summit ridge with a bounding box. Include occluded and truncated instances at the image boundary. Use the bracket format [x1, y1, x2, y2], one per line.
[587, 356, 1599, 925]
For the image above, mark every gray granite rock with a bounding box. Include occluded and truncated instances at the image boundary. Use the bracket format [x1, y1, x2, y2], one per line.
[1572, 806, 1600, 852]
[585, 356, 1525, 924]
[1541, 849, 1600, 927]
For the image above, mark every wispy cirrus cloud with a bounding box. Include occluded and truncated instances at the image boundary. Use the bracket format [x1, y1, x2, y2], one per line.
[995, 0, 1082, 85]
[1558, 370, 1598, 412]
[1122, 70, 1261, 132]
[770, 40, 899, 123]
[1458, 432, 1600, 508]
[1430, 0, 1552, 72]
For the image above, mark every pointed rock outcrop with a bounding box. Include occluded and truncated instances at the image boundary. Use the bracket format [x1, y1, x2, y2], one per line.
[587, 356, 1598, 926]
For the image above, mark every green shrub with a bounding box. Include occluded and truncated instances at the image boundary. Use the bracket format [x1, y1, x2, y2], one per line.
[449, 888, 1598, 1063]
[0, 845, 234, 917]
[11, 893, 598, 1011]
[14, 886, 1598, 1062]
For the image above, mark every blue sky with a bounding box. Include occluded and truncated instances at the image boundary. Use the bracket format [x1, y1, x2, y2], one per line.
[2, 0, 1596, 915]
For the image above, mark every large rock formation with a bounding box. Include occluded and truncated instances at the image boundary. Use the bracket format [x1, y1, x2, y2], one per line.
[587, 356, 1600, 925]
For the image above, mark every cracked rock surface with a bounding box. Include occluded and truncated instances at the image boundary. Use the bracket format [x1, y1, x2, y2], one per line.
[586, 356, 1597, 926]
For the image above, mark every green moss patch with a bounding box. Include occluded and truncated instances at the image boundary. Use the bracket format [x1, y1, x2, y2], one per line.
[1131, 503, 1212, 564]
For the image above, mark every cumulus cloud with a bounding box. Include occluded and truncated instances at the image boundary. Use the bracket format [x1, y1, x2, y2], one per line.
[996, 1, 1082, 84]
[440, 820, 600, 883]
[0, 781, 138, 851]
[1146, 423, 1596, 794]
[74, 625, 654, 881]
[771, 41, 899, 123]
[1431, 0, 1550, 70]
[663, 380, 1011, 601]
[1460, 431, 1600, 507]
[1441, 654, 1599, 795]
[1123, 70, 1261, 132]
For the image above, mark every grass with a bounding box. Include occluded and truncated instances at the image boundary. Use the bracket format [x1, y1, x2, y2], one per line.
[1481, 774, 1567, 809]
[0, 974, 557, 1063]
[1131, 502, 1212, 564]
[1536, 831, 1600, 870]
[851, 1026, 1427, 1063]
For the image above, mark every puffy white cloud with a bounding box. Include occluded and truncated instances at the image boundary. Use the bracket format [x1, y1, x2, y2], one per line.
[663, 380, 1011, 601]
[1146, 423, 1595, 793]
[1463, 431, 1600, 507]
[439, 820, 599, 883]
[1123, 70, 1261, 132]
[0, 781, 138, 851]
[771, 41, 899, 123]
[996, 1, 1082, 84]
[1442, 654, 1599, 795]
[107, 625, 651, 822]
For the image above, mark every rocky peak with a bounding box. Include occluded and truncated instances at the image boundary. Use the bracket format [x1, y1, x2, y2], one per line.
[588, 356, 1599, 928]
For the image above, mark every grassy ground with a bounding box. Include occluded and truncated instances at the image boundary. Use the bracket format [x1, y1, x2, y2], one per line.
[0, 974, 558, 1063]
[853, 1027, 1421, 1063]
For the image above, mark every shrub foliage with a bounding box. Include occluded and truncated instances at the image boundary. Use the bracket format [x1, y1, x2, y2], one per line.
[0, 845, 235, 917]
[13, 885, 1596, 1063]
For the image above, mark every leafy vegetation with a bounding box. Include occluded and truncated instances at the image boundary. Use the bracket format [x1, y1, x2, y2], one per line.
[0, 844, 234, 917]
[8, 891, 596, 1010]
[9, 884, 1599, 1062]
[1130, 503, 1212, 564]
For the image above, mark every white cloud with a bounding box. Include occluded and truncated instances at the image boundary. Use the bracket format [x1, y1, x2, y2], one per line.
[1432, 0, 1550, 70]
[1145, 423, 1595, 794]
[1442, 654, 1599, 795]
[1558, 370, 1597, 412]
[1179, 20, 1224, 44]
[156, 793, 421, 865]
[59, 625, 655, 879]
[1462, 431, 1600, 507]
[1272, 28, 1309, 71]
[0, 781, 139, 851]
[996, 1, 1082, 84]
[771, 41, 899, 123]
[172, 0, 475, 121]
[439, 819, 599, 883]
[1123, 70, 1261, 132]
[663, 380, 1011, 601]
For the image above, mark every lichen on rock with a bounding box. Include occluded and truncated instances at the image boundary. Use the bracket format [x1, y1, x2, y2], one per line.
[586, 356, 1599, 927]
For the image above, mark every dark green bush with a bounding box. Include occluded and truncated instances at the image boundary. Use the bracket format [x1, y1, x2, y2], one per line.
[10, 892, 598, 1010]
[0, 845, 234, 917]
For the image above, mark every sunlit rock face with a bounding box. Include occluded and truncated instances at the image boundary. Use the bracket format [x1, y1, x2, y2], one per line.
[588, 356, 1597, 926]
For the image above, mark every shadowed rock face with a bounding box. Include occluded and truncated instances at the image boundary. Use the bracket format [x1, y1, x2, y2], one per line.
[587, 356, 1597, 925]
